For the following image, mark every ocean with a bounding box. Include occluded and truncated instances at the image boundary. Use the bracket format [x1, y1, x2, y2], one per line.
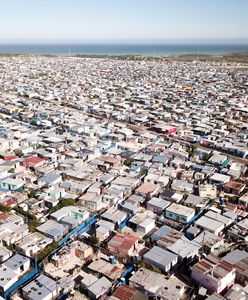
[0, 44, 247, 56]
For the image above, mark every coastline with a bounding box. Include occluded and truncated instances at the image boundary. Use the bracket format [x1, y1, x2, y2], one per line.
[0, 43, 247, 57]
[0, 51, 248, 63]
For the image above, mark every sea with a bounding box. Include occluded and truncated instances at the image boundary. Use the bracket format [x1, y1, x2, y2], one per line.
[0, 44, 247, 56]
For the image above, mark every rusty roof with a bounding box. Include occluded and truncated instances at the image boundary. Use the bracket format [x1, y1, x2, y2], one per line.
[224, 181, 246, 190]
[112, 284, 148, 300]
[108, 233, 139, 252]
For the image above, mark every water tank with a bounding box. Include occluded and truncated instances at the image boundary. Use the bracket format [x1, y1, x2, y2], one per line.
[219, 198, 225, 206]
[109, 255, 115, 265]
[120, 277, 126, 284]
[133, 255, 139, 260]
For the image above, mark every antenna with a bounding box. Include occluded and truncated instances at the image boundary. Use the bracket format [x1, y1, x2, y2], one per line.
[202, 230, 205, 246]
[211, 263, 216, 277]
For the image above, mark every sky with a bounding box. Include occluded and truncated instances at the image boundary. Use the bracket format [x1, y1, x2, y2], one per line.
[0, 0, 248, 44]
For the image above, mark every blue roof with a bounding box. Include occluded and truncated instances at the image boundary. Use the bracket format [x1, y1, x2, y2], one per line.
[49, 228, 63, 236]
[152, 155, 167, 163]
[40, 173, 61, 183]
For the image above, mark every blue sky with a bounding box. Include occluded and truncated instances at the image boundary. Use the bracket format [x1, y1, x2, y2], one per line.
[0, 0, 248, 43]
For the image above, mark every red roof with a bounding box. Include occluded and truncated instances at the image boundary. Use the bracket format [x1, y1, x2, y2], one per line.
[23, 156, 44, 167]
[224, 181, 245, 190]
[2, 198, 14, 206]
[112, 284, 147, 300]
[108, 234, 139, 252]
[4, 155, 17, 161]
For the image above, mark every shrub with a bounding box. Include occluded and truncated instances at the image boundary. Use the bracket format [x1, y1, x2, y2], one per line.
[49, 198, 76, 214]
[0, 204, 11, 212]
[87, 236, 99, 245]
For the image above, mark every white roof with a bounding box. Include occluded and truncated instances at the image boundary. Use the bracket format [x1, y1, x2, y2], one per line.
[166, 203, 195, 217]
[147, 197, 171, 209]
[195, 216, 224, 232]
[168, 236, 201, 259]
[88, 276, 112, 297]
[210, 173, 230, 183]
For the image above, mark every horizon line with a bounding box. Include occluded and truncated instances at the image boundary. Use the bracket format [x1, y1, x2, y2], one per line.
[0, 40, 248, 46]
[0, 38, 248, 45]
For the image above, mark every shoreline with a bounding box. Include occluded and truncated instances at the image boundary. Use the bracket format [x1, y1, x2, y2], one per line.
[0, 51, 248, 63]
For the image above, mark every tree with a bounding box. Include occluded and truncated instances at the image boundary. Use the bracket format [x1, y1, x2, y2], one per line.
[149, 264, 161, 273]
[123, 158, 134, 167]
[0, 204, 11, 213]
[14, 206, 41, 232]
[202, 153, 211, 162]
[135, 260, 161, 273]
[6, 243, 15, 252]
[136, 260, 145, 269]
[87, 236, 99, 245]
[187, 145, 196, 158]
[28, 189, 38, 198]
[49, 198, 76, 214]
[140, 168, 147, 176]
[14, 206, 37, 221]
[36, 241, 59, 261]
[29, 219, 42, 232]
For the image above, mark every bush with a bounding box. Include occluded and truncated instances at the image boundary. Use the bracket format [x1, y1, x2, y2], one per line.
[28, 189, 38, 198]
[202, 153, 212, 162]
[14, 206, 37, 221]
[29, 219, 42, 232]
[36, 241, 59, 261]
[187, 145, 195, 158]
[0, 204, 11, 212]
[49, 198, 76, 214]
[87, 236, 99, 245]
[123, 158, 134, 167]
[14, 206, 41, 232]
[135, 260, 161, 273]
[6, 244, 15, 252]
[136, 260, 145, 269]
[149, 264, 161, 273]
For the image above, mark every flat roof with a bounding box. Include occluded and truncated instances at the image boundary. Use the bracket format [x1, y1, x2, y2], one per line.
[147, 197, 171, 209]
[144, 246, 177, 268]
[130, 267, 166, 291]
[210, 173, 230, 182]
[81, 273, 98, 288]
[195, 216, 224, 232]
[3, 253, 30, 270]
[15, 232, 52, 251]
[22, 274, 57, 300]
[223, 249, 248, 265]
[204, 211, 232, 226]
[87, 276, 112, 297]
[37, 220, 68, 237]
[136, 182, 160, 195]
[168, 236, 201, 258]
[166, 203, 195, 217]
[88, 258, 124, 281]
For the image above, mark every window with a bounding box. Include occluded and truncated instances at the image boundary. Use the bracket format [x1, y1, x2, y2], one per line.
[181, 217, 187, 223]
